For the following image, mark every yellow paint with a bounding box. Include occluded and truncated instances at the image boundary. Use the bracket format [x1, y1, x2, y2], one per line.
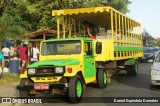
[85, 76, 96, 84]
[20, 71, 27, 78]
[94, 39, 114, 61]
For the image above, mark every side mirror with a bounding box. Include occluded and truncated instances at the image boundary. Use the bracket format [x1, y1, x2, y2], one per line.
[96, 42, 102, 54]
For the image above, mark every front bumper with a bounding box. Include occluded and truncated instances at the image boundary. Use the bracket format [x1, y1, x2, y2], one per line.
[140, 56, 153, 60]
[151, 74, 160, 85]
[17, 83, 67, 91]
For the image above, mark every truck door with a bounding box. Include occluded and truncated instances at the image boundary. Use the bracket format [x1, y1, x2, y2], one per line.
[84, 42, 95, 78]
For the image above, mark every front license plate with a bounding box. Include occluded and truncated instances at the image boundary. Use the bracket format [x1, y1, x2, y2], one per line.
[34, 84, 49, 90]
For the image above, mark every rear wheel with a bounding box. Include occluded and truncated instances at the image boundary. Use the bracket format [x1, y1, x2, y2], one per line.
[126, 61, 138, 76]
[126, 66, 132, 76]
[97, 69, 107, 88]
[68, 75, 83, 103]
[131, 61, 138, 76]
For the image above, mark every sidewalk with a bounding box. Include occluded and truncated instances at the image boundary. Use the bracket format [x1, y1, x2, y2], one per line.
[0, 82, 19, 97]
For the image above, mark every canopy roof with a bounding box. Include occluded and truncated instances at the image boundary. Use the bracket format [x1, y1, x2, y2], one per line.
[52, 6, 140, 28]
[23, 29, 58, 39]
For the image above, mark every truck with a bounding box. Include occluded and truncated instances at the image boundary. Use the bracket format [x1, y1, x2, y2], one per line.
[17, 6, 143, 103]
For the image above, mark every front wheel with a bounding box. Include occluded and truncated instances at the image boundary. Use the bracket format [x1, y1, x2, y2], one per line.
[19, 79, 32, 97]
[97, 69, 107, 88]
[68, 75, 83, 103]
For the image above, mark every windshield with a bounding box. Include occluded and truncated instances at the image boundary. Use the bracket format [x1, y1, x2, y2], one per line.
[143, 48, 152, 53]
[155, 52, 160, 62]
[41, 40, 81, 55]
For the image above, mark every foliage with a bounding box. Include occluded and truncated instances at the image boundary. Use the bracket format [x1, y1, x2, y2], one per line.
[57, 0, 131, 13]
[107, 0, 131, 13]
[157, 41, 160, 47]
[0, 0, 10, 16]
[0, 0, 31, 40]
[149, 39, 157, 47]
[0, 0, 131, 39]
[23, 0, 59, 30]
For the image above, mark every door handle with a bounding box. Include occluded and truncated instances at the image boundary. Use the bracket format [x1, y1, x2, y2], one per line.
[92, 63, 94, 65]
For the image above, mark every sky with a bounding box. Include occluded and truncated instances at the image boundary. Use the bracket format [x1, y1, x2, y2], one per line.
[127, 0, 160, 38]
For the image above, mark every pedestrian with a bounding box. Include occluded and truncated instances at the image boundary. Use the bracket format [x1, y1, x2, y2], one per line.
[19, 44, 28, 70]
[9, 45, 15, 60]
[30, 43, 39, 64]
[0, 51, 5, 78]
[2, 44, 10, 60]
[16, 40, 22, 59]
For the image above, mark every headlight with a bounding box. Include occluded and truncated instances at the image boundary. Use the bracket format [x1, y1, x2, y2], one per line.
[28, 69, 36, 75]
[55, 67, 64, 73]
[151, 70, 160, 75]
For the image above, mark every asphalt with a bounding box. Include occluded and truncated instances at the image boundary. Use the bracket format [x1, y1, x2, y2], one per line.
[0, 61, 160, 106]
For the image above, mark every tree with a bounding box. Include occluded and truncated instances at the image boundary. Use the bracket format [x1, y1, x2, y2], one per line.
[0, 0, 132, 37]
[0, 0, 10, 16]
[157, 41, 160, 47]
[0, 0, 31, 40]
[58, 0, 131, 14]
[107, 0, 131, 13]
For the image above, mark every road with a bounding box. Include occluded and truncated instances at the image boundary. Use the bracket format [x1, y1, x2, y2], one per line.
[0, 62, 160, 106]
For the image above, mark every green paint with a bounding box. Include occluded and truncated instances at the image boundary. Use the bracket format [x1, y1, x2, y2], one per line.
[76, 81, 82, 97]
[104, 71, 107, 85]
[84, 56, 95, 78]
[114, 46, 143, 51]
[28, 58, 80, 68]
[124, 59, 136, 65]
[42, 38, 93, 43]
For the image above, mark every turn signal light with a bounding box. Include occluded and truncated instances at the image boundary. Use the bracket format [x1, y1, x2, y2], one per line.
[67, 68, 72, 73]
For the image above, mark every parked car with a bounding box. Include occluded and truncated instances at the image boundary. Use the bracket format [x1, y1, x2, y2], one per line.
[139, 47, 154, 62]
[152, 47, 159, 59]
[150, 51, 160, 89]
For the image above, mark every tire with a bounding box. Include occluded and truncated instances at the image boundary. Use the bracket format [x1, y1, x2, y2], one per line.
[126, 61, 138, 76]
[97, 69, 107, 88]
[126, 66, 132, 76]
[131, 61, 138, 76]
[19, 79, 32, 97]
[150, 85, 156, 90]
[68, 75, 83, 103]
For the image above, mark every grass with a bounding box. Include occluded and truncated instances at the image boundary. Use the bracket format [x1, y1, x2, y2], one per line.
[0, 72, 20, 87]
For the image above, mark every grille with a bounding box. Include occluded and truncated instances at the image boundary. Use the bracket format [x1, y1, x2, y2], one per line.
[36, 68, 54, 75]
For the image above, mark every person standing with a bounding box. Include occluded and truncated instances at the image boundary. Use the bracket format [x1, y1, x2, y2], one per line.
[0, 51, 5, 78]
[19, 44, 28, 70]
[30, 43, 39, 64]
[9, 45, 15, 60]
[2, 44, 10, 60]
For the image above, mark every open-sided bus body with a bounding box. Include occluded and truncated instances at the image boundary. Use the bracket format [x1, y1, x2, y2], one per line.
[17, 6, 143, 103]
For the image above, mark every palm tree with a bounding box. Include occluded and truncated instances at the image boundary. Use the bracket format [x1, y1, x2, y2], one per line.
[0, 13, 30, 40]
[0, 0, 31, 40]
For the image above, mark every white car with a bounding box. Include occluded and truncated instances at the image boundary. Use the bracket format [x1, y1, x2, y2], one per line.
[150, 51, 160, 89]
